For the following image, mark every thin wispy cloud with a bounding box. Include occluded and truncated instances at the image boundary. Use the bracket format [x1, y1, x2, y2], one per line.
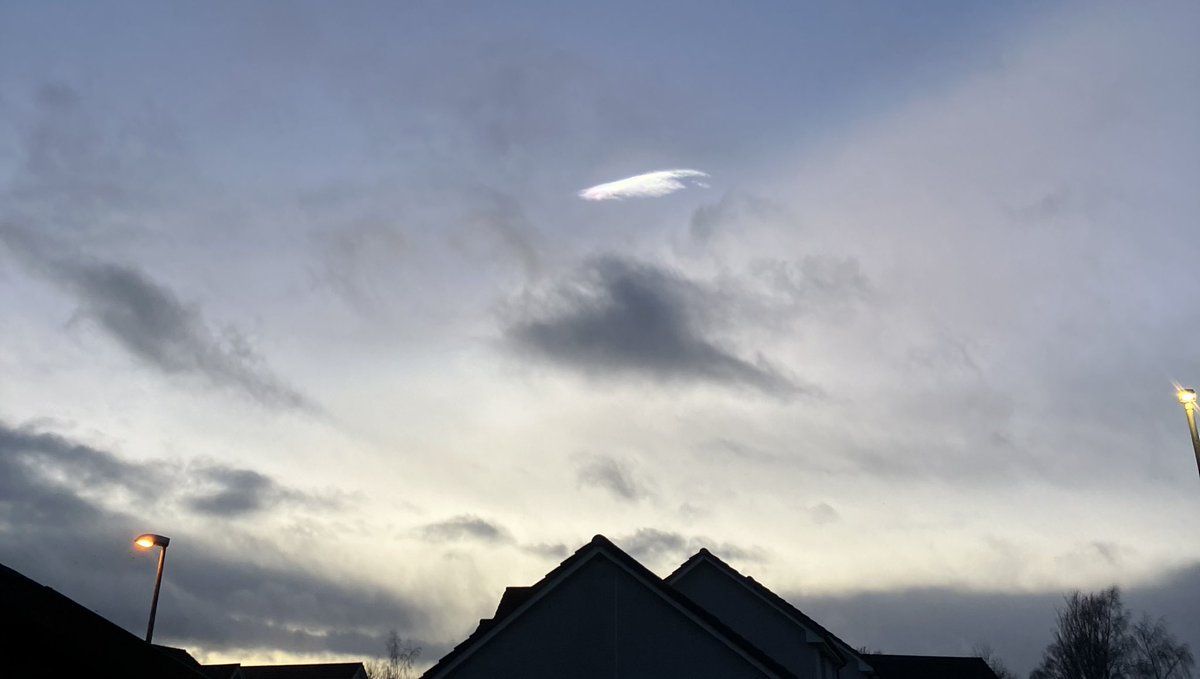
[578, 169, 710, 201]
[0, 226, 319, 413]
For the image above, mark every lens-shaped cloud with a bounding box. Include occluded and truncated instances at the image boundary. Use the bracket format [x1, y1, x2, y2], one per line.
[578, 169, 710, 201]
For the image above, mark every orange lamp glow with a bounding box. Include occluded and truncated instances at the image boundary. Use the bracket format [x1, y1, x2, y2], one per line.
[133, 534, 169, 550]
[1178, 388, 1197, 405]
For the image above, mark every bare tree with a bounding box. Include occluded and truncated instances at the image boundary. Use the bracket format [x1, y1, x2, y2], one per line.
[1031, 587, 1133, 679]
[366, 629, 421, 679]
[973, 643, 1018, 679]
[1130, 615, 1193, 679]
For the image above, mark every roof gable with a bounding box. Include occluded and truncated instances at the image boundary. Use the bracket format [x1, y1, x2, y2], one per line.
[864, 654, 1000, 679]
[422, 535, 797, 678]
[667, 549, 858, 669]
[0, 561, 210, 679]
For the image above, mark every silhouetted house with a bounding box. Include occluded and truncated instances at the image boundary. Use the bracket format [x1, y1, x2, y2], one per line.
[421, 535, 799, 678]
[199, 664, 244, 679]
[0, 559, 365, 679]
[667, 547, 872, 679]
[241, 663, 369, 679]
[154, 647, 244, 679]
[157, 646, 368, 679]
[865, 654, 1000, 679]
[423, 536, 1002, 679]
[0, 562, 208, 679]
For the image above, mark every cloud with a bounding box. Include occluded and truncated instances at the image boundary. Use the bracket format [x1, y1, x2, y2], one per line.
[694, 438, 782, 464]
[314, 185, 542, 318]
[0, 84, 315, 412]
[418, 515, 513, 544]
[797, 564, 1200, 677]
[456, 187, 542, 278]
[0, 226, 318, 412]
[416, 516, 569, 562]
[503, 255, 801, 396]
[0, 420, 333, 521]
[576, 455, 647, 501]
[806, 502, 840, 525]
[614, 528, 767, 569]
[0, 423, 165, 501]
[578, 169, 710, 201]
[689, 192, 794, 243]
[185, 465, 339, 518]
[0, 420, 433, 657]
[0, 424, 144, 529]
[163, 553, 435, 658]
[520, 542, 570, 559]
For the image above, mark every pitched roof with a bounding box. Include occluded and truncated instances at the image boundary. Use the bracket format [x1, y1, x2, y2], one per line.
[864, 654, 1000, 679]
[421, 534, 799, 678]
[0, 561, 210, 679]
[241, 662, 367, 679]
[666, 548, 853, 667]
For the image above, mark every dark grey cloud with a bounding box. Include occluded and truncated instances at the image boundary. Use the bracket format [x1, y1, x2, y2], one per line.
[415, 516, 569, 562]
[576, 455, 647, 501]
[614, 528, 767, 569]
[0, 423, 166, 503]
[0, 426, 136, 529]
[0, 227, 317, 412]
[186, 466, 280, 516]
[162, 551, 437, 659]
[0, 420, 333, 521]
[419, 515, 513, 544]
[1, 84, 313, 411]
[504, 255, 801, 396]
[797, 565, 1200, 677]
[0, 420, 433, 658]
[185, 464, 339, 518]
[617, 528, 688, 563]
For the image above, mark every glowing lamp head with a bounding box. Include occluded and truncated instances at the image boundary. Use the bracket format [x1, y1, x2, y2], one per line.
[134, 534, 170, 550]
[1179, 388, 1197, 405]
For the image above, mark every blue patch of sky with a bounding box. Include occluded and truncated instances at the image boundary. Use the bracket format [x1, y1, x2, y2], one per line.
[0, 1, 1047, 192]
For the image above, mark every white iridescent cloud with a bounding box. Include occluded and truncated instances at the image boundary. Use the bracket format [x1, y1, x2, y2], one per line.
[578, 169, 710, 201]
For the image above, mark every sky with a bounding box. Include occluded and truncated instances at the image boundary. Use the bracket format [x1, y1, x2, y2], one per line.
[1, 1, 1198, 674]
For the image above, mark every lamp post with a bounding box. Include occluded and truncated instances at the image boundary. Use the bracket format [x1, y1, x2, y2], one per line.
[133, 533, 170, 643]
[1176, 388, 1200, 479]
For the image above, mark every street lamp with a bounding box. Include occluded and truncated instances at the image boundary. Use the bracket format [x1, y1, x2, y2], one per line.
[133, 533, 170, 643]
[1175, 388, 1200, 479]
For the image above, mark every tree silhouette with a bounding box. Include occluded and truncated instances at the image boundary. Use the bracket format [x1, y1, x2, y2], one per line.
[972, 643, 1018, 679]
[366, 629, 421, 679]
[1130, 615, 1193, 679]
[1031, 587, 1193, 679]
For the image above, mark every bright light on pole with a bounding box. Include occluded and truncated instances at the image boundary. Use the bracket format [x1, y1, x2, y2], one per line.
[133, 533, 171, 643]
[1176, 388, 1200, 479]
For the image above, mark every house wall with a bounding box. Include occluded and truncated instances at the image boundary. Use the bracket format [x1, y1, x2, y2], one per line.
[440, 556, 779, 679]
[839, 655, 874, 679]
[672, 561, 841, 679]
